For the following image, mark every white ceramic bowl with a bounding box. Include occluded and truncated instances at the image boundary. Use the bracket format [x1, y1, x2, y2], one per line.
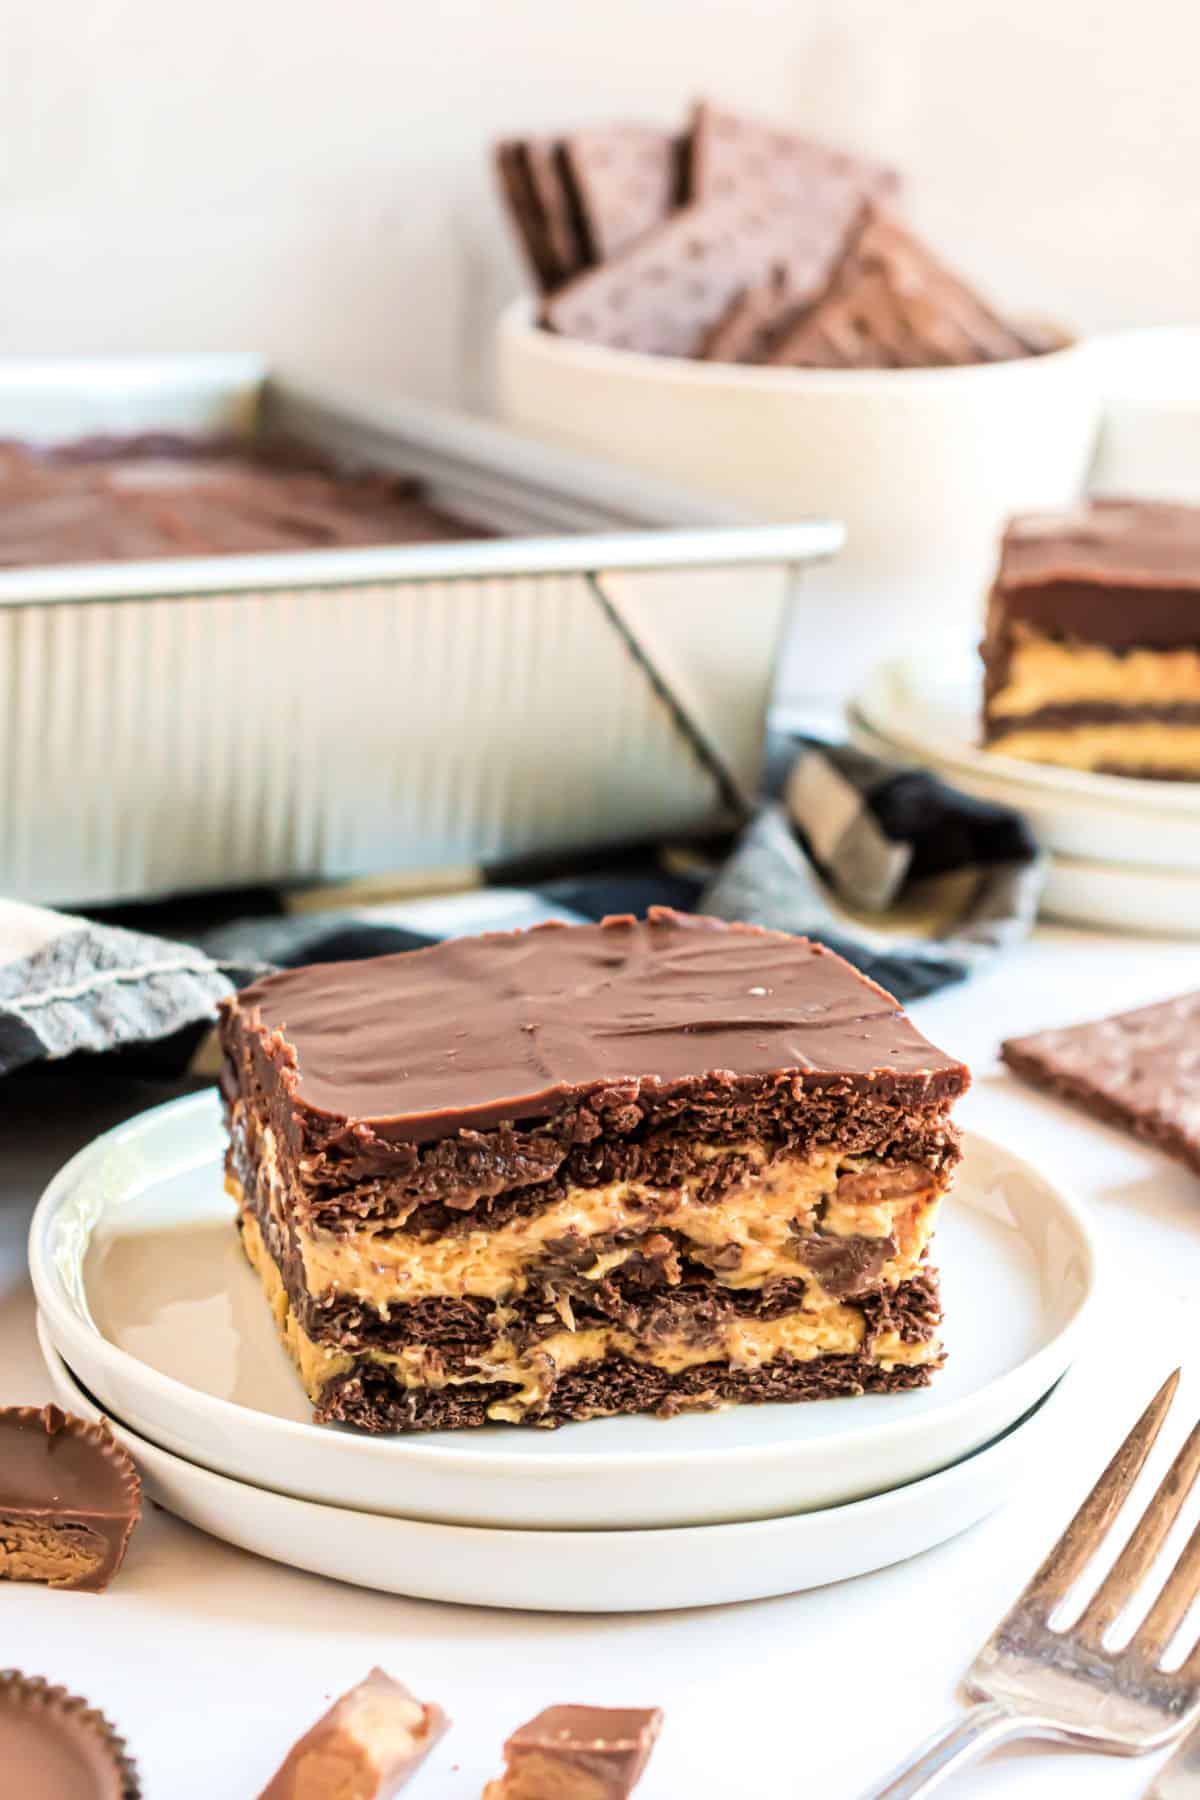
[29, 1092, 1097, 1530]
[497, 301, 1100, 702]
[1089, 325, 1200, 502]
[41, 1317, 1069, 1613]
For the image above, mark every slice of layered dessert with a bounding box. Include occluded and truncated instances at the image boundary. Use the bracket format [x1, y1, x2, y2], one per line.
[983, 500, 1200, 777]
[218, 910, 969, 1433]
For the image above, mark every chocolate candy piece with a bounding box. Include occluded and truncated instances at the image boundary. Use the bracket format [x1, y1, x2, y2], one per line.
[259, 1668, 448, 1798]
[0, 1406, 141, 1592]
[0, 1671, 141, 1799]
[484, 1706, 663, 1799]
[1002, 993, 1200, 1175]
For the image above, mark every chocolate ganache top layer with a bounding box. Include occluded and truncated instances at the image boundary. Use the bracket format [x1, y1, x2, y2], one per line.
[994, 500, 1200, 651]
[230, 909, 968, 1142]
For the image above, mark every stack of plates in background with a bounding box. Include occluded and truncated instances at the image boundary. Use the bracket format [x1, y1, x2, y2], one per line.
[30, 1092, 1096, 1612]
[850, 654, 1200, 936]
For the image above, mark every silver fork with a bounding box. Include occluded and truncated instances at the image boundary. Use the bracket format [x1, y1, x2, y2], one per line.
[863, 1369, 1200, 1798]
[1145, 1715, 1200, 1797]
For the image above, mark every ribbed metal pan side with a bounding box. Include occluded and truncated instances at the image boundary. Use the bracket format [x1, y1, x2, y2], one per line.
[0, 569, 767, 904]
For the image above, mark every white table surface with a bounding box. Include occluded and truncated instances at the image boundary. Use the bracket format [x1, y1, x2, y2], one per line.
[5, 923, 1200, 1799]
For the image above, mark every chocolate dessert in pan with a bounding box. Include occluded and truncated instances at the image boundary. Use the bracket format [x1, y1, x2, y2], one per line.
[0, 433, 487, 569]
[0, 358, 836, 909]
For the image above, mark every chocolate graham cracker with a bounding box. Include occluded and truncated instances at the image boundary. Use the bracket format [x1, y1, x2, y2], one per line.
[762, 206, 1036, 368]
[1002, 993, 1200, 1175]
[688, 100, 898, 213]
[561, 126, 682, 263]
[496, 139, 589, 292]
[545, 105, 898, 357]
[498, 97, 1063, 368]
[698, 266, 792, 363]
[543, 194, 814, 358]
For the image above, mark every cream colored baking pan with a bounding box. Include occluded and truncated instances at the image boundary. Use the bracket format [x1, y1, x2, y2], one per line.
[0, 354, 840, 904]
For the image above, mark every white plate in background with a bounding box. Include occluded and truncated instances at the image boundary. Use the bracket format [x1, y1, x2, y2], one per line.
[1090, 325, 1200, 503]
[39, 1318, 1070, 1614]
[852, 658, 1200, 867]
[847, 699, 1200, 935]
[1039, 856, 1200, 938]
[30, 1091, 1096, 1530]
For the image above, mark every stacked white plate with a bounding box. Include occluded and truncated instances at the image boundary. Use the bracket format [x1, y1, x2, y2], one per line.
[850, 654, 1200, 936]
[31, 1092, 1097, 1613]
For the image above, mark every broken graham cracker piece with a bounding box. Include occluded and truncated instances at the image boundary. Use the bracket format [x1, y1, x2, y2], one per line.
[259, 1669, 448, 1799]
[0, 1405, 141, 1593]
[483, 1706, 663, 1800]
[560, 126, 682, 264]
[1002, 994, 1200, 1176]
[689, 100, 897, 312]
[0, 1670, 142, 1800]
[762, 206, 1036, 368]
[543, 117, 890, 357]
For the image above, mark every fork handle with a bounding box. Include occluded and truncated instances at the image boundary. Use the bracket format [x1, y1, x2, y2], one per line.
[858, 1701, 1047, 1799]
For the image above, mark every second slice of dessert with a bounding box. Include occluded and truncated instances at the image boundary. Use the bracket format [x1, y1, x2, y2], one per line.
[219, 909, 969, 1432]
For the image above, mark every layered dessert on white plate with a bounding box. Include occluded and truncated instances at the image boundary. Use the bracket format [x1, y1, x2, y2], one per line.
[217, 909, 969, 1433]
[983, 499, 1200, 778]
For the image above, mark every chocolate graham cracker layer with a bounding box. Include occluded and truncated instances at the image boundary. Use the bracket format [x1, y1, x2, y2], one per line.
[982, 500, 1200, 777]
[219, 910, 968, 1433]
[1003, 994, 1200, 1175]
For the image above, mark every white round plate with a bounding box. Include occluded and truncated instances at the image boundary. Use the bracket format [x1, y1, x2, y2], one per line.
[39, 1316, 1069, 1613]
[1040, 854, 1200, 937]
[848, 702, 1200, 936]
[30, 1092, 1096, 1529]
[852, 656, 1200, 871]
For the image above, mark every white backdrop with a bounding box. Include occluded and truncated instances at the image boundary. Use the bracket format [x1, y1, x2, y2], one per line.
[4, 0, 1198, 405]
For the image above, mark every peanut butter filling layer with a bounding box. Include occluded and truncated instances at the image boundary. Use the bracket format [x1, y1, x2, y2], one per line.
[241, 1132, 944, 1309]
[990, 628, 1200, 718]
[986, 721, 1200, 772]
[240, 1213, 939, 1426]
